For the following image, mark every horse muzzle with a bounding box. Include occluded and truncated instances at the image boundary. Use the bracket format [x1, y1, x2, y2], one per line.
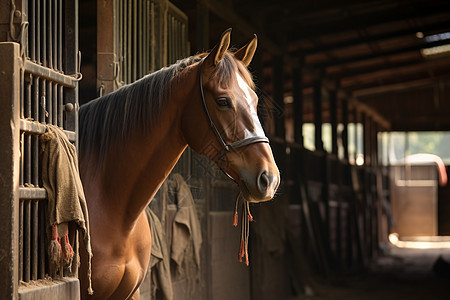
[239, 168, 280, 202]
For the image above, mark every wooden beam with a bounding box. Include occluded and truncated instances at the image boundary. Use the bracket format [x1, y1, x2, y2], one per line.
[314, 79, 324, 151]
[239, 0, 392, 20]
[293, 66, 304, 145]
[352, 75, 450, 97]
[341, 60, 450, 89]
[280, 2, 450, 41]
[348, 98, 391, 131]
[303, 22, 450, 55]
[337, 87, 391, 131]
[328, 57, 422, 79]
[340, 59, 450, 89]
[317, 38, 450, 69]
[390, 116, 450, 131]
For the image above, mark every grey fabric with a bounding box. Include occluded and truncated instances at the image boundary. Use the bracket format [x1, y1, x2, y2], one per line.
[170, 174, 202, 272]
[145, 206, 173, 300]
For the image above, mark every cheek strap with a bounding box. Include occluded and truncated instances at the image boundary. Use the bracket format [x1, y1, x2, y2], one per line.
[198, 59, 269, 155]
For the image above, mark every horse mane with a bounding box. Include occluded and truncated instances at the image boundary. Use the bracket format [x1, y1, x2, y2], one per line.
[79, 51, 253, 166]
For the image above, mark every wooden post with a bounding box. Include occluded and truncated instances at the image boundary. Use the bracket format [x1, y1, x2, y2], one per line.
[0, 42, 21, 300]
[330, 90, 338, 156]
[342, 99, 349, 161]
[97, 0, 115, 95]
[353, 106, 359, 164]
[273, 56, 285, 139]
[362, 113, 369, 166]
[293, 66, 304, 146]
[313, 79, 323, 151]
[372, 120, 378, 168]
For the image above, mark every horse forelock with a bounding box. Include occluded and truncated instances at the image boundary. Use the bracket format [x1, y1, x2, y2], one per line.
[212, 52, 255, 90]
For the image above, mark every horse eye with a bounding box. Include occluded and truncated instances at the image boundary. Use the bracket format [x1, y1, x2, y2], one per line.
[216, 97, 232, 108]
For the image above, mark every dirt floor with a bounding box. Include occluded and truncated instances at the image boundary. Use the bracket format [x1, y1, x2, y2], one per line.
[292, 245, 450, 300]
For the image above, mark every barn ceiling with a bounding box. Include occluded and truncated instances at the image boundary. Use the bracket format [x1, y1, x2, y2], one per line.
[173, 0, 450, 131]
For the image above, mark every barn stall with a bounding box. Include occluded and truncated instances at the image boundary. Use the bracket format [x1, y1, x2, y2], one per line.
[1, 0, 450, 299]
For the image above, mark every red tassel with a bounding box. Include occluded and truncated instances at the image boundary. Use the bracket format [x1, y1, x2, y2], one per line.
[244, 251, 249, 266]
[246, 202, 254, 222]
[238, 239, 245, 262]
[51, 224, 59, 241]
[62, 231, 74, 263]
[49, 240, 61, 262]
[232, 211, 238, 227]
[51, 225, 62, 255]
[49, 225, 62, 275]
[247, 210, 254, 222]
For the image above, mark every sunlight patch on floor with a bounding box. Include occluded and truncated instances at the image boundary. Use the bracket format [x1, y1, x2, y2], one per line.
[389, 233, 450, 249]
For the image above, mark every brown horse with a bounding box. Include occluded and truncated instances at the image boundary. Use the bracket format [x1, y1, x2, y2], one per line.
[78, 29, 280, 299]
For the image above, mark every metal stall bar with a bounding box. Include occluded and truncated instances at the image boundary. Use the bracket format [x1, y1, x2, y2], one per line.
[31, 200, 38, 280]
[48, 0, 54, 125]
[127, 1, 132, 83]
[58, 0, 64, 127]
[138, 0, 143, 78]
[36, 0, 41, 64]
[143, 0, 148, 75]
[123, 0, 128, 83]
[59, 0, 63, 72]
[38, 201, 46, 279]
[30, 0, 35, 61]
[150, 1, 155, 72]
[23, 200, 31, 282]
[64, 0, 79, 135]
[42, 0, 47, 127]
[19, 195, 23, 282]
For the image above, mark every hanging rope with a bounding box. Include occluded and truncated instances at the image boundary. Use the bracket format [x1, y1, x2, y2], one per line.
[232, 193, 254, 266]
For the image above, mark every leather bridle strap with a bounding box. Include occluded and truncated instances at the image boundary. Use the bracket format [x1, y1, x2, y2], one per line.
[198, 59, 269, 157]
[199, 59, 231, 151]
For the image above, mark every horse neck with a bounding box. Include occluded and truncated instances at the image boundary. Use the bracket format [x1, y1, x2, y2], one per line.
[82, 73, 196, 233]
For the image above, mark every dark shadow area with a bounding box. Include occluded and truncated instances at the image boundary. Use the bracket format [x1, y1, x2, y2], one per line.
[289, 246, 450, 300]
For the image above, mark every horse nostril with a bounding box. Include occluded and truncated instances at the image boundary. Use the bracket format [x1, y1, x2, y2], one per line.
[257, 170, 270, 194]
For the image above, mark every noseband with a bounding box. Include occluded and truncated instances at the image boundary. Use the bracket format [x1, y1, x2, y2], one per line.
[198, 59, 269, 169]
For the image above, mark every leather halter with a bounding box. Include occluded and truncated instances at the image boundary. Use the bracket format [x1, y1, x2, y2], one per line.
[198, 59, 269, 162]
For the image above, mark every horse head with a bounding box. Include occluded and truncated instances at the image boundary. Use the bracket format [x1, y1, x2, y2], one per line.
[182, 29, 280, 203]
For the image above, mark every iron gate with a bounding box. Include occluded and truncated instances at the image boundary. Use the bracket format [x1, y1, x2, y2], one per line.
[98, 0, 189, 95]
[0, 0, 80, 298]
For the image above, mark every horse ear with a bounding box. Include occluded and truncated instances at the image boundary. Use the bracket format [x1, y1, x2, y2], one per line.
[204, 28, 232, 67]
[234, 34, 258, 66]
